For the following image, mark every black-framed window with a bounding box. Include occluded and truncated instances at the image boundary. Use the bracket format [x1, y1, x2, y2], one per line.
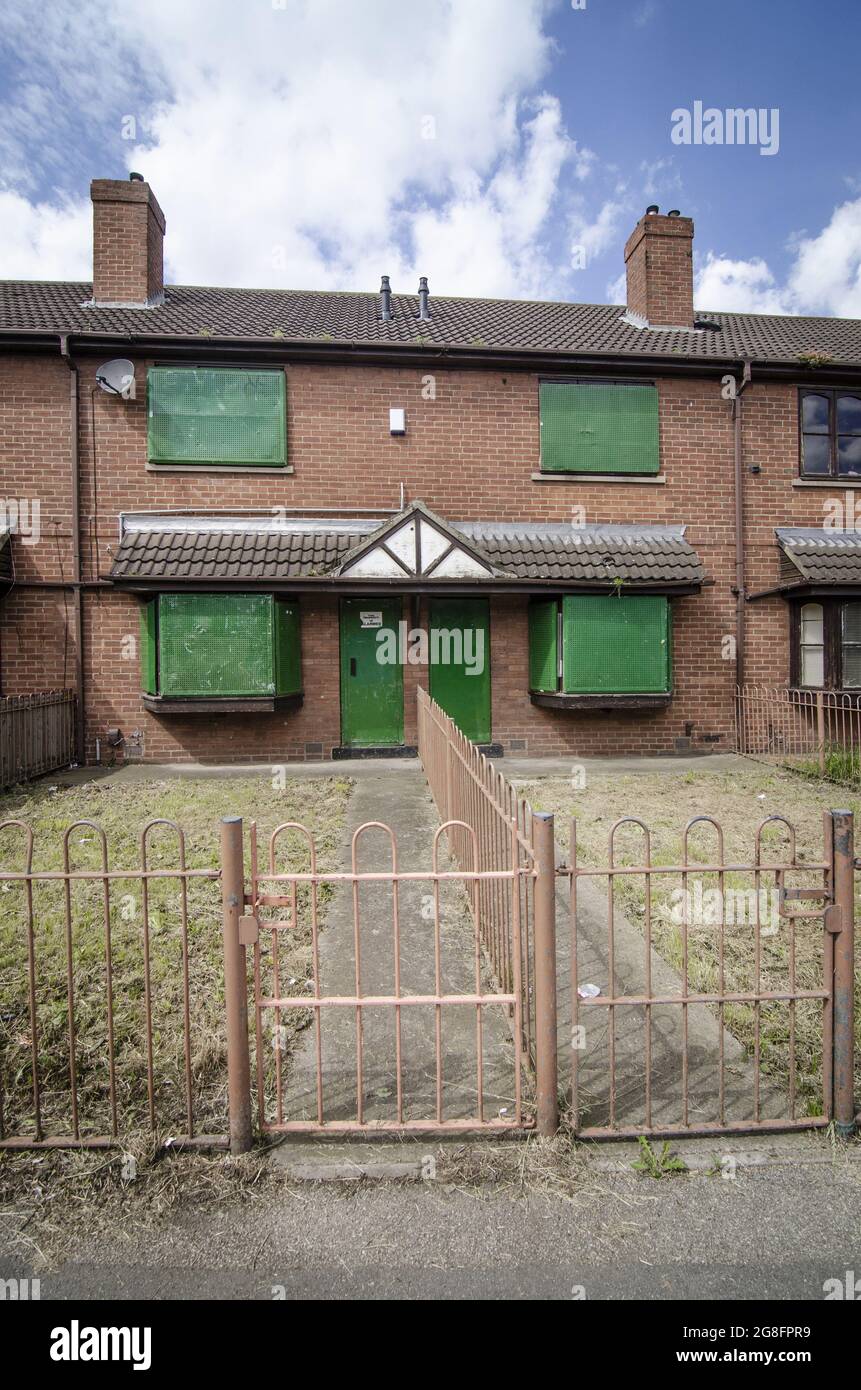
[800, 389, 861, 478]
[792, 598, 861, 688]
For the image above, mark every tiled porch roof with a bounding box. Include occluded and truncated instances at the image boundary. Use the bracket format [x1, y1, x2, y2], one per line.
[776, 527, 861, 586]
[110, 510, 705, 589]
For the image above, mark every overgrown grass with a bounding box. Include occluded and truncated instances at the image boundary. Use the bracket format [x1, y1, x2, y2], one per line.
[0, 773, 352, 1143]
[523, 762, 861, 1115]
[795, 745, 861, 787]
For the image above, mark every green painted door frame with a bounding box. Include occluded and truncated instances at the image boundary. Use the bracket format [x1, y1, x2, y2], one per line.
[339, 597, 404, 746]
[428, 597, 491, 743]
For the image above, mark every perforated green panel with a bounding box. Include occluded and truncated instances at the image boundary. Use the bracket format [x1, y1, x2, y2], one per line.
[158, 594, 275, 696]
[148, 368, 286, 466]
[274, 599, 302, 694]
[540, 382, 659, 474]
[528, 599, 558, 692]
[139, 599, 157, 695]
[562, 595, 670, 693]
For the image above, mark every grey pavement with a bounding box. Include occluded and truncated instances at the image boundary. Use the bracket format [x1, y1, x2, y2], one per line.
[3, 1144, 860, 1300]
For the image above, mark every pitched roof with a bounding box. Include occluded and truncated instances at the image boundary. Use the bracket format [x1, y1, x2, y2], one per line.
[110, 511, 705, 589]
[775, 527, 861, 586]
[3, 279, 861, 365]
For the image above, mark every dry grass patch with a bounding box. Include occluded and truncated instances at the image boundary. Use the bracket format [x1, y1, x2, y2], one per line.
[0, 773, 353, 1143]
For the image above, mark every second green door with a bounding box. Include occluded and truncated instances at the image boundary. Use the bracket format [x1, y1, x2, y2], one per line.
[428, 598, 491, 742]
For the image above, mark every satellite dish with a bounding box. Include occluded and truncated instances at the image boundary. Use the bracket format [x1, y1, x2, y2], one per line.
[96, 358, 136, 399]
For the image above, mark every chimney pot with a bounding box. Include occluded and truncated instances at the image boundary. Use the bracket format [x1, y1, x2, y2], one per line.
[90, 177, 165, 307]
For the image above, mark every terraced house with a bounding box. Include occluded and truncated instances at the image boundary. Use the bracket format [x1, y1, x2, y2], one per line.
[2, 175, 861, 765]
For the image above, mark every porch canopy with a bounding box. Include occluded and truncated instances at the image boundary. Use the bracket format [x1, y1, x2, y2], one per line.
[109, 500, 705, 595]
[773, 527, 861, 597]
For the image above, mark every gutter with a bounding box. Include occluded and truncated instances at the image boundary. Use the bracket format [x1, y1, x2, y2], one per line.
[4, 329, 860, 384]
[58, 333, 86, 766]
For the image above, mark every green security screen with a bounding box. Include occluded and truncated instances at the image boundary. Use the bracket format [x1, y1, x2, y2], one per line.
[562, 595, 670, 693]
[540, 382, 659, 474]
[148, 368, 286, 466]
[139, 599, 157, 695]
[158, 594, 275, 696]
[528, 599, 558, 692]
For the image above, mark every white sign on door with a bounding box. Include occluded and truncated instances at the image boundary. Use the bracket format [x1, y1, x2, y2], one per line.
[360, 611, 383, 628]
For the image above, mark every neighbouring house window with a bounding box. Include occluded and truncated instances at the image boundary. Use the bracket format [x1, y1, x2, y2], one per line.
[842, 601, 861, 687]
[800, 389, 861, 478]
[799, 603, 825, 687]
[529, 594, 671, 694]
[139, 593, 301, 698]
[539, 380, 660, 475]
[794, 598, 861, 689]
[147, 368, 287, 467]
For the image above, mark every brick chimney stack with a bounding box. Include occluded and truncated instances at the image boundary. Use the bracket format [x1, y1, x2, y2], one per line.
[624, 208, 694, 328]
[90, 175, 166, 307]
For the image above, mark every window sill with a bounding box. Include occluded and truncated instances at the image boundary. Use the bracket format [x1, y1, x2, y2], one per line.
[793, 477, 861, 488]
[143, 692, 303, 714]
[530, 691, 671, 711]
[146, 463, 294, 475]
[531, 472, 666, 485]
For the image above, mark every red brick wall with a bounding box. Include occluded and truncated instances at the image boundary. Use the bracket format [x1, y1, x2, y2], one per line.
[0, 349, 846, 762]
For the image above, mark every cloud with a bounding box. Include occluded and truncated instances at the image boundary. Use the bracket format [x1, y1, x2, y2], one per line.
[0, 191, 91, 280]
[696, 196, 861, 316]
[569, 197, 630, 267]
[695, 253, 792, 314]
[0, 0, 598, 299]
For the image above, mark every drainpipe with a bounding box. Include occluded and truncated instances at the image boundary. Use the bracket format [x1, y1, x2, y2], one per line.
[732, 360, 752, 690]
[59, 334, 86, 766]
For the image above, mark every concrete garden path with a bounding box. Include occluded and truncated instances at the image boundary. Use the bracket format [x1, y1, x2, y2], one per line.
[284, 766, 519, 1126]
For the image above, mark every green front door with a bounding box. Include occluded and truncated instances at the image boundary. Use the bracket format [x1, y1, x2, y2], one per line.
[340, 598, 404, 746]
[428, 598, 491, 742]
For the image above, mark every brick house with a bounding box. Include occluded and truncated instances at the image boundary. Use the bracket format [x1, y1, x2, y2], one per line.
[1, 175, 861, 765]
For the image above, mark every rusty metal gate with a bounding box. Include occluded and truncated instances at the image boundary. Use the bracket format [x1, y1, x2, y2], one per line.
[226, 814, 539, 1139]
[567, 809, 856, 1140]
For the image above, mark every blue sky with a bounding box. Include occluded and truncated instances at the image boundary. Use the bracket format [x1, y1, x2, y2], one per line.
[1, 0, 860, 315]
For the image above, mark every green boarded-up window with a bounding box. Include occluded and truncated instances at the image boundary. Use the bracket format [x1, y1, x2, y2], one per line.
[143, 593, 301, 698]
[540, 381, 659, 475]
[562, 595, 670, 693]
[140, 599, 157, 695]
[528, 599, 558, 692]
[148, 368, 287, 467]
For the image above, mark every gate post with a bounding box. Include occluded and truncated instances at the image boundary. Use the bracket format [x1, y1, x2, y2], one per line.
[532, 812, 559, 1137]
[830, 810, 856, 1138]
[221, 816, 253, 1154]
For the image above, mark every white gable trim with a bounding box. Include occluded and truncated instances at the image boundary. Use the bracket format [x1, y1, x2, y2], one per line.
[340, 512, 493, 580]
